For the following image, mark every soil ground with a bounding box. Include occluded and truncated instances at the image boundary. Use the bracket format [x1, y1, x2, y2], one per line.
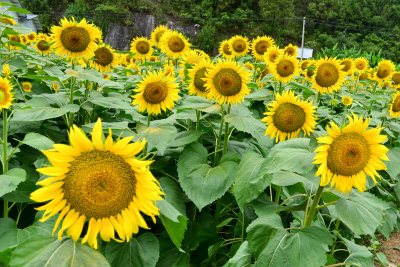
[380, 232, 400, 266]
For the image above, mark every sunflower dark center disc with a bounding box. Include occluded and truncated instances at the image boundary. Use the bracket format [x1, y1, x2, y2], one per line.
[272, 103, 306, 133]
[213, 68, 242, 96]
[377, 65, 390, 79]
[143, 81, 168, 104]
[341, 61, 351, 72]
[232, 40, 246, 53]
[168, 36, 185, 52]
[359, 73, 368, 80]
[94, 47, 113, 66]
[392, 73, 400, 85]
[277, 60, 295, 77]
[194, 67, 208, 92]
[315, 63, 339, 87]
[356, 62, 365, 70]
[28, 34, 35, 41]
[327, 132, 370, 176]
[136, 41, 150, 54]
[223, 44, 232, 55]
[63, 150, 136, 218]
[255, 41, 269, 54]
[306, 68, 314, 78]
[392, 96, 400, 112]
[60, 26, 91, 52]
[37, 40, 50, 51]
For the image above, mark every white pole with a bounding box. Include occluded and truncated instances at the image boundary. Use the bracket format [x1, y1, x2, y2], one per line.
[300, 17, 306, 61]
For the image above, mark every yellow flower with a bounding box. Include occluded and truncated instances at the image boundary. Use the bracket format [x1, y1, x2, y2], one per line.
[162, 63, 175, 77]
[1, 16, 17, 25]
[22, 82, 32, 92]
[188, 60, 213, 98]
[341, 96, 353, 106]
[52, 83, 59, 92]
[354, 57, 369, 72]
[251, 36, 274, 61]
[314, 114, 389, 194]
[389, 92, 400, 118]
[243, 62, 254, 71]
[204, 59, 251, 105]
[264, 46, 282, 64]
[130, 37, 153, 60]
[391, 72, 400, 89]
[312, 57, 344, 94]
[2, 64, 11, 77]
[229, 35, 250, 57]
[50, 17, 102, 61]
[270, 55, 300, 83]
[358, 70, 371, 81]
[262, 90, 317, 142]
[182, 49, 205, 65]
[89, 44, 119, 73]
[283, 44, 298, 57]
[27, 32, 37, 42]
[151, 25, 170, 46]
[219, 39, 234, 59]
[257, 64, 271, 88]
[373, 60, 395, 83]
[35, 38, 52, 55]
[340, 58, 355, 77]
[0, 77, 14, 109]
[159, 30, 190, 58]
[131, 71, 180, 115]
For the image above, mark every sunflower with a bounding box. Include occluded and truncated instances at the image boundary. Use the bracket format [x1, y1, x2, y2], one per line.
[151, 25, 169, 46]
[182, 49, 204, 65]
[304, 62, 316, 82]
[283, 44, 298, 57]
[374, 60, 395, 83]
[243, 62, 254, 71]
[358, 70, 371, 81]
[35, 37, 52, 55]
[1, 16, 17, 25]
[264, 46, 282, 64]
[50, 17, 102, 62]
[52, 83, 59, 92]
[27, 32, 37, 42]
[89, 44, 119, 73]
[22, 82, 32, 92]
[228, 35, 249, 57]
[0, 77, 13, 109]
[312, 57, 344, 94]
[149, 55, 158, 62]
[219, 40, 234, 59]
[314, 114, 389, 194]
[2, 64, 10, 77]
[300, 60, 310, 72]
[188, 60, 213, 98]
[193, 49, 210, 60]
[391, 72, 400, 89]
[162, 63, 175, 77]
[159, 30, 190, 58]
[8, 34, 21, 49]
[340, 58, 355, 77]
[354, 57, 369, 72]
[20, 35, 28, 45]
[270, 55, 300, 83]
[30, 119, 163, 249]
[341, 96, 352, 106]
[204, 59, 251, 105]
[257, 64, 271, 82]
[389, 92, 400, 118]
[262, 90, 317, 142]
[251, 36, 275, 61]
[130, 37, 153, 60]
[132, 71, 179, 115]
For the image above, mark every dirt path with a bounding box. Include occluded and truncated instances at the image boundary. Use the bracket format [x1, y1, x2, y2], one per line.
[380, 232, 400, 266]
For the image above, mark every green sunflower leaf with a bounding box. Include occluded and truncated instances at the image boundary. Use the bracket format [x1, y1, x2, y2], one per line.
[137, 123, 178, 155]
[11, 104, 79, 122]
[223, 241, 252, 267]
[0, 168, 26, 197]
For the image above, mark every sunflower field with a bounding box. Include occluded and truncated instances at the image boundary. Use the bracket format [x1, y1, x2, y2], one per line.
[1, 4, 400, 267]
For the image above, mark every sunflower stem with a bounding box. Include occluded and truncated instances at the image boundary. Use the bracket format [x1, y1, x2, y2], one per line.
[304, 185, 324, 227]
[143, 114, 151, 155]
[195, 110, 200, 132]
[279, 81, 282, 94]
[2, 109, 9, 218]
[274, 186, 281, 204]
[222, 104, 231, 155]
[372, 81, 378, 93]
[316, 92, 321, 105]
[214, 106, 225, 166]
[68, 62, 76, 128]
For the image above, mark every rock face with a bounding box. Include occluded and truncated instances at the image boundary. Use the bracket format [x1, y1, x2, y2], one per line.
[104, 13, 200, 51]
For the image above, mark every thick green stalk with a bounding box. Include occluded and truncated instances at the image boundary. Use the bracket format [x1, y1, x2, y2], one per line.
[195, 110, 200, 132]
[3, 109, 8, 217]
[214, 107, 225, 166]
[222, 104, 231, 155]
[68, 63, 76, 128]
[304, 185, 325, 227]
[143, 114, 151, 155]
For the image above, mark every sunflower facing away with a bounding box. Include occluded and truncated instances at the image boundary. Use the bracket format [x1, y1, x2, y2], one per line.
[374, 60, 395, 83]
[219, 40, 234, 59]
[132, 71, 180, 115]
[159, 30, 190, 58]
[188, 60, 213, 98]
[251, 36, 275, 61]
[0, 77, 13, 109]
[270, 55, 300, 83]
[264, 46, 282, 64]
[30, 119, 163, 249]
[341, 96, 353, 106]
[229, 35, 250, 57]
[204, 59, 251, 105]
[130, 37, 153, 60]
[22, 82, 32, 92]
[314, 114, 389, 194]
[354, 57, 369, 72]
[90, 44, 119, 73]
[50, 17, 102, 61]
[389, 92, 400, 118]
[151, 25, 169, 46]
[283, 44, 298, 57]
[312, 57, 344, 94]
[262, 90, 317, 142]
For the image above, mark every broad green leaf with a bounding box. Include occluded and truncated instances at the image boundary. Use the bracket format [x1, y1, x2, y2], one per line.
[0, 218, 18, 252]
[386, 147, 400, 181]
[170, 130, 204, 147]
[223, 241, 251, 267]
[88, 92, 135, 111]
[12, 104, 79, 121]
[333, 191, 390, 236]
[0, 168, 26, 197]
[177, 143, 239, 210]
[378, 202, 399, 238]
[6, 6, 31, 14]
[247, 215, 332, 267]
[137, 123, 177, 155]
[105, 233, 159, 267]
[10, 237, 110, 267]
[234, 152, 273, 210]
[20, 133, 54, 151]
[342, 237, 374, 267]
[176, 96, 217, 110]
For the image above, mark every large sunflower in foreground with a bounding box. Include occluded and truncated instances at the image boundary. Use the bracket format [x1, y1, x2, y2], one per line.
[90, 44, 119, 73]
[0, 77, 13, 109]
[188, 60, 213, 98]
[151, 25, 169, 46]
[251, 36, 274, 61]
[50, 17, 102, 61]
[314, 114, 389, 194]
[270, 55, 300, 83]
[389, 92, 400, 118]
[219, 40, 234, 59]
[374, 59, 395, 83]
[132, 71, 179, 115]
[130, 37, 153, 60]
[30, 119, 163, 249]
[312, 57, 344, 94]
[229, 35, 250, 57]
[159, 30, 190, 58]
[204, 59, 251, 105]
[262, 90, 317, 142]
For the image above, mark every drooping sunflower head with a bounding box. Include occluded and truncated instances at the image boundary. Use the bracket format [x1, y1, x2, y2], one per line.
[204, 59, 251, 105]
[243, 62, 255, 71]
[30, 118, 163, 249]
[27, 32, 37, 42]
[262, 90, 317, 142]
[389, 92, 400, 118]
[22, 82, 32, 92]
[229, 35, 250, 57]
[264, 46, 282, 64]
[340, 58, 355, 77]
[1, 16, 17, 25]
[0, 77, 14, 109]
[130, 37, 153, 60]
[374, 60, 395, 82]
[162, 63, 175, 77]
[188, 60, 213, 98]
[270, 54, 300, 83]
[251, 35, 275, 61]
[159, 30, 191, 58]
[131, 70, 180, 115]
[90, 44, 119, 73]
[314, 114, 389, 194]
[391, 72, 400, 89]
[182, 49, 203, 65]
[283, 44, 298, 57]
[219, 39, 234, 59]
[151, 25, 169, 45]
[257, 64, 271, 84]
[341, 96, 353, 106]
[312, 57, 344, 94]
[2, 64, 11, 77]
[50, 17, 102, 61]
[354, 57, 369, 72]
